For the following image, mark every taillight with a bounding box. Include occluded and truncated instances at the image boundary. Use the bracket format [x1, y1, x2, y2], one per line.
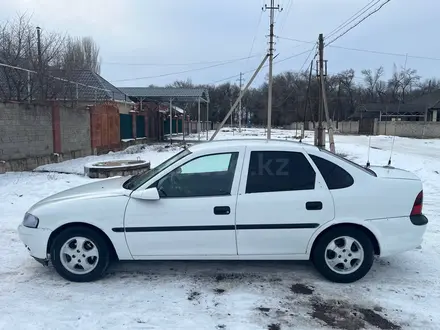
[411, 191, 423, 216]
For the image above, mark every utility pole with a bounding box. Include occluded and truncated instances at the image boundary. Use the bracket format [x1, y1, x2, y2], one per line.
[238, 72, 244, 133]
[263, 0, 282, 139]
[315, 34, 326, 147]
[317, 34, 335, 152]
[36, 26, 43, 101]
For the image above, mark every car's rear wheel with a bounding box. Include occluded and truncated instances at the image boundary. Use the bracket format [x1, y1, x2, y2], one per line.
[50, 226, 110, 282]
[311, 226, 374, 283]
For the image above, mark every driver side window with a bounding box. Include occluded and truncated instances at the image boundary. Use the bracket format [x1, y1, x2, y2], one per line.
[156, 152, 239, 198]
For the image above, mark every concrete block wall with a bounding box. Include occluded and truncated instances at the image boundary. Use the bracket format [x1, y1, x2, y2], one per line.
[60, 107, 91, 155]
[288, 121, 340, 131]
[338, 121, 360, 134]
[0, 103, 53, 160]
[0, 102, 94, 172]
[377, 121, 440, 138]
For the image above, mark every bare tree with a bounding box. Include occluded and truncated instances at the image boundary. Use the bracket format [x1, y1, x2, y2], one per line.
[361, 66, 384, 102]
[0, 13, 34, 101]
[0, 13, 103, 102]
[63, 36, 101, 73]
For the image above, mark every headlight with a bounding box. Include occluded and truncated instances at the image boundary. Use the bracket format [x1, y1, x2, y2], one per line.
[23, 213, 39, 228]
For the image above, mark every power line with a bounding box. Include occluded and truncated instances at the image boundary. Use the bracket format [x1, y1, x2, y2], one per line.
[211, 47, 315, 84]
[299, 44, 318, 72]
[273, 46, 318, 108]
[278, 36, 440, 62]
[328, 44, 440, 62]
[102, 55, 262, 67]
[326, 0, 381, 40]
[212, 73, 242, 84]
[326, 0, 392, 46]
[274, 47, 316, 64]
[111, 55, 261, 83]
[277, 36, 315, 44]
[278, 0, 293, 35]
[275, 1, 382, 53]
[246, 10, 264, 70]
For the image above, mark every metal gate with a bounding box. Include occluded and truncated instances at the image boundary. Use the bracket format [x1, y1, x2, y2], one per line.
[136, 115, 145, 138]
[120, 114, 133, 140]
[359, 118, 375, 135]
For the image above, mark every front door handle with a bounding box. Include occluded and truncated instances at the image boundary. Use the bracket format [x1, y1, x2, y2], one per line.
[306, 201, 323, 210]
[214, 206, 231, 215]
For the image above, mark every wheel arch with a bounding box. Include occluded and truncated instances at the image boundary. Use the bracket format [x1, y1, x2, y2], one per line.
[309, 222, 381, 258]
[47, 222, 119, 261]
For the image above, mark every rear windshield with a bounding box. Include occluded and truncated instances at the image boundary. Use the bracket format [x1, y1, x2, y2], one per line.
[317, 148, 377, 177]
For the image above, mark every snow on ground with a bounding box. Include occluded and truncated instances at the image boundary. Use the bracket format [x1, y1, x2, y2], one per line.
[1, 128, 440, 329]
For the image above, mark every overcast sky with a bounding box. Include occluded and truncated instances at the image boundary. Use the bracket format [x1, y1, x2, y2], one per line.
[2, 0, 439, 88]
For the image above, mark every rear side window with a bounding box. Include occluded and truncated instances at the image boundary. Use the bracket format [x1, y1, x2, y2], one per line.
[309, 155, 354, 189]
[246, 151, 316, 193]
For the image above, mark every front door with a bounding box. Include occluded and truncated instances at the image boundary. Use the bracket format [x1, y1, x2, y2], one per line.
[235, 148, 335, 256]
[123, 149, 244, 258]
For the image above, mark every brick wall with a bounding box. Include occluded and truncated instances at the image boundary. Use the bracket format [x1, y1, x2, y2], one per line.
[0, 103, 53, 161]
[60, 106, 91, 157]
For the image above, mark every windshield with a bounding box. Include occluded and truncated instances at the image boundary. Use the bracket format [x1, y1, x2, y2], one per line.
[123, 148, 191, 190]
[318, 148, 377, 177]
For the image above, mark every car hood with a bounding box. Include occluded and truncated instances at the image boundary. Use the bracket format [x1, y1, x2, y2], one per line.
[29, 176, 131, 211]
[369, 165, 420, 181]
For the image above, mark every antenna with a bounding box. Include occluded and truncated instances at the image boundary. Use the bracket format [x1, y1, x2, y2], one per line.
[366, 135, 371, 167]
[387, 53, 408, 166]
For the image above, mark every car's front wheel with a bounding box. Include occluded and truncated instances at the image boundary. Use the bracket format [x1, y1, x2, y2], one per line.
[311, 226, 374, 283]
[50, 226, 111, 282]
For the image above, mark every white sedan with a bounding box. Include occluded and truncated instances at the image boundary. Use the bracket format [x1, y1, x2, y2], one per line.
[18, 139, 428, 283]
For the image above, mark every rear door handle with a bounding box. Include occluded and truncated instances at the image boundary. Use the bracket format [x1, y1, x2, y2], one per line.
[306, 201, 323, 210]
[214, 206, 231, 215]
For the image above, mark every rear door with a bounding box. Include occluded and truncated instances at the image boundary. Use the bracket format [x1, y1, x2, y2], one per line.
[235, 146, 335, 256]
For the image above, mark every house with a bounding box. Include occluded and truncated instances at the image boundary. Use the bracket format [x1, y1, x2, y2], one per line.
[47, 69, 134, 112]
[352, 91, 440, 123]
[119, 87, 210, 139]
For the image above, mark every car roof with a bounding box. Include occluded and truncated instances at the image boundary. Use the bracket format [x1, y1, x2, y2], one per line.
[187, 138, 319, 153]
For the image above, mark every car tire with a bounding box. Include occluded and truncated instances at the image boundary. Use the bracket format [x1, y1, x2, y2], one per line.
[50, 226, 111, 282]
[311, 226, 374, 283]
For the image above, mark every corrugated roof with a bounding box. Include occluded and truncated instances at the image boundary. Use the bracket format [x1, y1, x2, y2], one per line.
[0, 67, 132, 103]
[409, 89, 440, 109]
[51, 70, 130, 102]
[118, 87, 209, 102]
[356, 103, 427, 114]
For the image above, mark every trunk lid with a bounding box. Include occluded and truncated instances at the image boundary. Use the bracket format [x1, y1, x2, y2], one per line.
[369, 165, 420, 181]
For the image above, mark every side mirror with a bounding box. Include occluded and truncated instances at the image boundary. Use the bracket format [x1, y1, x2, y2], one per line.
[131, 187, 160, 201]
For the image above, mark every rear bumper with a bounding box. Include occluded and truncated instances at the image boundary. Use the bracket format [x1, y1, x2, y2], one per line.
[410, 214, 428, 226]
[369, 215, 428, 257]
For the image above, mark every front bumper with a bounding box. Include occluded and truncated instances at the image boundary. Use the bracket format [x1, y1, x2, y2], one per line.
[33, 256, 49, 266]
[18, 224, 52, 261]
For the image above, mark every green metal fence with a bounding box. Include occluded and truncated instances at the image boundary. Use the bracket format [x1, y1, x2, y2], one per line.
[120, 114, 133, 140]
[136, 115, 146, 138]
[164, 119, 181, 135]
